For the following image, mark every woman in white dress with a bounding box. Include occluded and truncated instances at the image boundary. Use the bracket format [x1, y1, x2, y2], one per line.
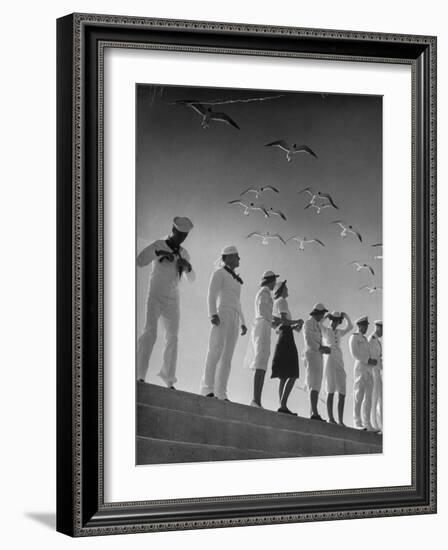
[271, 281, 304, 415]
[248, 270, 279, 408]
[321, 311, 353, 425]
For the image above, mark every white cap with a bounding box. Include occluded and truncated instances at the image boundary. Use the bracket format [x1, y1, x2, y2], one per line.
[173, 216, 193, 233]
[330, 311, 342, 318]
[374, 320, 383, 326]
[310, 302, 328, 314]
[261, 270, 279, 280]
[355, 315, 369, 325]
[221, 245, 239, 255]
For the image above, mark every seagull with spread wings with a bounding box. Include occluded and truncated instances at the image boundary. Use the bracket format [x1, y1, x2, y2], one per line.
[228, 200, 269, 217]
[286, 236, 326, 251]
[305, 201, 338, 215]
[264, 140, 318, 162]
[330, 220, 363, 242]
[267, 207, 287, 221]
[347, 261, 375, 276]
[240, 185, 279, 199]
[298, 187, 338, 214]
[359, 285, 382, 294]
[246, 232, 286, 245]
[176, 100, 240, 130]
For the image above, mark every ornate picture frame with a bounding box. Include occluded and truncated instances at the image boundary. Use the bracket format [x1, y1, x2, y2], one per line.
[57, 13, 436, 536]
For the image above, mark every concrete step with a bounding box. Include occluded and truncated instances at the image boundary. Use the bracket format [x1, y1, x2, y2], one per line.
[137, 403, 378, 462]
[136, 383, 382, 465]
[137, 436, 295, 464]
[137, 382, 382, 445]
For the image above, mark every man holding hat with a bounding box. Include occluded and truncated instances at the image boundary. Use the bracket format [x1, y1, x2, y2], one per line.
[349, 316, 377, 430]
[200, 246, 247, 400]
[248, 270, 279, 407]
[303, 303, 331, 420]
[369, 320, 383, 432]
[321, 311, 353, 425]
[136, 216, 195, 387]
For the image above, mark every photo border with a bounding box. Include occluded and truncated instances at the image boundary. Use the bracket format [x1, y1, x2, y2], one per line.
[56, 13, 436, 536]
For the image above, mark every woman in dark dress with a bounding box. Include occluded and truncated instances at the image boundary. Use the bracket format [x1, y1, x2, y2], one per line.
[271, 281, 304, 415]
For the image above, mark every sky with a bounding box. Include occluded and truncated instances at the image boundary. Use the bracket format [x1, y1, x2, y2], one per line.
[136, 83, 382, 425]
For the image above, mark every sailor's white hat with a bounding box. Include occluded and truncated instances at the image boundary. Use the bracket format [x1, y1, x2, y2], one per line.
[355, 315, 369, 325]
[221, 245, 239, 255]
[310, 302, 328, 315]
[328, 311, 343, 321]
[173, 216, 193, 233]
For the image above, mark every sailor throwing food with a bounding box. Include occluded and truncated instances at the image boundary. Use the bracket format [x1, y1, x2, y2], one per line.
[136, 217, 195, 388]
[368, 320, 383, 432]
[200, 246, 247, 401]
[303, 303, 331, 421]
[349, 316, 377, 431]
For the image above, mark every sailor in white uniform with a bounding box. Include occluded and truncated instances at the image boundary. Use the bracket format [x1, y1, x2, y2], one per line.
[200, 245, 247, 400]
[136, 217, 195, 388]
[369, 320, 383, 432]
[248, 270, 279, 407]
[303, 303, 331, 420]
[349, 316, 378, 430]
[321, 311, 353, 425]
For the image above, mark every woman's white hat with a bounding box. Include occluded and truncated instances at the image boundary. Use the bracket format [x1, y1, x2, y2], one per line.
[262, 270, 279, 279]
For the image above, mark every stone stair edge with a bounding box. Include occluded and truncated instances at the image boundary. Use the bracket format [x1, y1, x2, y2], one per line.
[137, 402, 381, 449]
[136, 382, 382, 444]
[137, 435, 295, 458]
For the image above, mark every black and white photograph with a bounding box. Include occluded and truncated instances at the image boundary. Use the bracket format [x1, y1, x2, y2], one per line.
[1, 0, 442, 544]
[135, 83, 383, 465]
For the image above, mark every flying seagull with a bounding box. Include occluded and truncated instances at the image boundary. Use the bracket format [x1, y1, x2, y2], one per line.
[265, 140, 318, 162]
[240, 185, 279, 199]
[298, 187, 338, 214]
[347, 261, 375, 276]
[228, 200, 269, 217]
[359, 285, 382, 294]
[268, 208, 287, 221]
[330, 220, 363, 242]
[176, 100, 240, 130]
[305, 202, 338, 215]
[286, 236, 325, 250]
[246, 232, 286, 245]
[371, 243, 383, 260]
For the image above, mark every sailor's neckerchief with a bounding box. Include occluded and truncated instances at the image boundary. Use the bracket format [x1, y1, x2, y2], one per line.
[155, 238, 185, 277]
[223, 265, 243, 285]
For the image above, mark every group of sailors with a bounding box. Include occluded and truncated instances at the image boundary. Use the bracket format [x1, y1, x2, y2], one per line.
[137, 217, 383, 432]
